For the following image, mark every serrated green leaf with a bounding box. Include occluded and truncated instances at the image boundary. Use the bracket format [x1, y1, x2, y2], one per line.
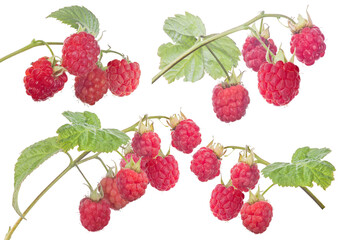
[47, 6, 100, 37]
[202, 36, 241, 79]
[292, 147, 331, 163]
[13, 137, 61, 217]
[163, 12, 206, 43]
[62, 111, 101, 128]
[56, 124, 88, 152]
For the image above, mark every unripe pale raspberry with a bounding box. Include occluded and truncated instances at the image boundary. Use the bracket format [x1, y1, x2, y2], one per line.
[171, 119, 201, 154]
[212, 83, 250, 123]
[290, 26, 326, 66]
[24, 57, 67, 101]
[240, 201, 273, 234]
[210, 184, 245, 221]
[242, 36, 277, 72]
[106, 59, 141, 96]
[146, 155, 179, 191]
[116, 168, 149, 202]
[62, 31, 100, 76]
[258, 61, 300, 106]
[132, 131, 161, 158]
[74, 66, 108, 105]
[190, 147, 221, 182]
[79, 197, 111, 232]
[100, 177, 129, 210]
[230, 162, 260, 192]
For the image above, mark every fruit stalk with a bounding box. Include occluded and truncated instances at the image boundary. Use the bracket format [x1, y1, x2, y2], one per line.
[152, 12, 295, 83]
[121, 115, 170, 133]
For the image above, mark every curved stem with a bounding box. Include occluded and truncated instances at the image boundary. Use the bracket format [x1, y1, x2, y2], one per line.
[152, 12, 295, 83]
[0, 40, 63, 63]
[246, 26, 276, 59]
[75, 164, 93, 190]
[262, 183, 275, 196]
[300, 186, 325, 209]
[205, 45, 230, 82]
[121, 115, 170, 133]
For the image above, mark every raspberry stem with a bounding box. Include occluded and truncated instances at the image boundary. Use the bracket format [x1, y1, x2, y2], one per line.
[204, 44, 231, 82]
[121, 115, 170, 133]
[0, 39, 63, 63]
[246, 26, 276, 59]
[152, 12, 295, 83]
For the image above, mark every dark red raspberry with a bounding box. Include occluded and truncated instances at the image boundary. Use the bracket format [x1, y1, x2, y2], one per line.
[190, 147, 221, 182]
[24, 57, 67, 101]
[210, 184, 245, 221]
[106, 59, 141, 96]
[116, 168, 149, 202]
[231, 163, 260, 192]
[100, 177, 129, 210]
[74, 66, 108, 105]
[146, 155, 179, 191]
[258, 61, 300, 106]
[79, 197, 111, 232]
[290, 26, 326, 66]
[171, 119, 201, 154]
[242, 36, 277, 72]
[119, 153, 149, 172]
[212, 83, 250, 123]
[240, 201, 273, 234]
[62, 31, 100, 76]
[132, 131, 161, 158]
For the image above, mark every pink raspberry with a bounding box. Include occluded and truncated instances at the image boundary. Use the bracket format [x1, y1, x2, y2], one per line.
[210, 184, 245, 221]
[79, 197, 111, 232]
[290, 26, 326, 66]
[132, 131, 161, 158]
[100, 177, 129, 210]
[230, 162, 260, 192]
[258, 61, 300, 106]
[119, 153, 149, 172]
[242, 36, 277, 72]
[146, 155, 179, 191]
[171, 119, 201, 154]
[62, 31, 100, 76]
[106, 59, 141, 96]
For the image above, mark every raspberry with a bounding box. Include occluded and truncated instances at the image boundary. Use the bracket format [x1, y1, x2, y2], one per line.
[258, 61, 300, 106]
[231, 162, 260, 192]
[116, 168, 149, 202]
[62, 31, 100, 76]
[212, 83, 250, 123]
[119, 153, 149, 172]
[79, 197, 111, 232]
[190, 147, 221, 182]
[242, 36, 277, 72]
[24, 57, 67, 101]
[240, 201, 273, 234]
[106, 59, 141, 96]
[132, 131, 161, 158]
[146, 155, 179, 191]
[290, 26, 326, 66]
[210, 184, 245, 221]
[171, 119, 201, 154]
[74, 66, 108, 105]
[100, 177, 129, 210]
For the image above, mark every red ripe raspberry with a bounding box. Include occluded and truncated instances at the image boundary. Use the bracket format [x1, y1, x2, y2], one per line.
[24, 57, 67, 101]
[74, 66, 108, 105]
[258, 61, 300, 106]
[242, 36, 277, 72]
[231, 163, 260, 192]
[240, 201, 273, 234]
[132, 131, 161, 158]
[100, 177, 129, 210]
[171, 119, 201, 154]
[210, 184, 245, 221]
[290, 26, 326, 66]
[119, 153, 149, 172]
[106, 59, 141, 96]
[79, 197, 111, 232]
[62, 31, 100, 76]
[146, 155, 179, 191]
[190, 147, 221, 182]
[212, 83, 250, 123]
[116, 168, 149, 202]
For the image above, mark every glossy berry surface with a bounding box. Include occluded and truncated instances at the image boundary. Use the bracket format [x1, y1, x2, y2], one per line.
[100, 177, 129, 210]
[171, 119, 201, 154]
[230, 162, 260, 192]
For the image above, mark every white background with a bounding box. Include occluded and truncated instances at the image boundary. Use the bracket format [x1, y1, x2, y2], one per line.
[0, 0, 341, 239]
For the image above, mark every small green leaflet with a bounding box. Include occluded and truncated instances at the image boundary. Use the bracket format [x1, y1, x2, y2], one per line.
[47, 6, 100, 37]
[13, 137, 61, 217]
[262, 147, 335, 190]
[158, 12, 240, 83]
[57, 111, 130, 153]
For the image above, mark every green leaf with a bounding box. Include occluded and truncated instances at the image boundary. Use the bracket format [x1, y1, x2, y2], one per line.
[62, 111, 101, 128]
[163, 12, 206, 43]
[13, 137, 61, 217]
[47, 5, 100, 37]
[202, 36, 241, 79]
[262, 148, 335, 190]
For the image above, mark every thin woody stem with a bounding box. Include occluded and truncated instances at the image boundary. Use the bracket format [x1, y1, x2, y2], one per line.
[205, 44, 230, 82]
